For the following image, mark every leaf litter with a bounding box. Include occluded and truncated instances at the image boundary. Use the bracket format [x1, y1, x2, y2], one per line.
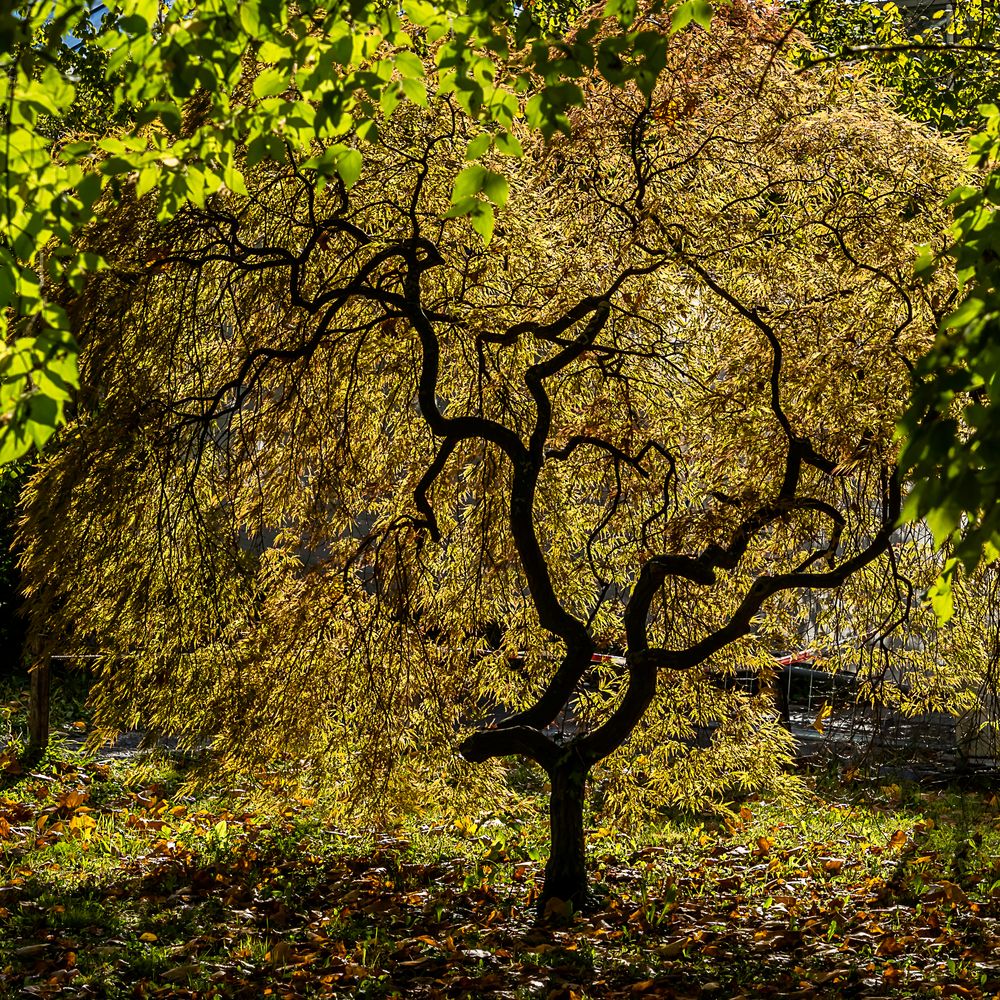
[2, 743, 1000, 997]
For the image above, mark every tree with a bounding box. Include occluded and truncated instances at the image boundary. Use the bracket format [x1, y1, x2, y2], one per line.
[791, 0, 1000, 132]
[788, 0, 1000, 608]
[6, 1, 1000, 600]
[17, 4, 976, 910]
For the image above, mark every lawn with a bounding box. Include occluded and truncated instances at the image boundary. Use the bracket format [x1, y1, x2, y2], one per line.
[3, 688, 1000, 998]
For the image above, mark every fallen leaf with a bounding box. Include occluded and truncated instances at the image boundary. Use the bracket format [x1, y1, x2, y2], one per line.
[544, 896, 573, 920]
[14, 944, 49, 958]
[659, 936, 692, 958]
[160, 964, 200, 982]
[938, 880, 970, 906]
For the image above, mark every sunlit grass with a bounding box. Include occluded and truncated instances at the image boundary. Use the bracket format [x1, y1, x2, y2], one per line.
[4, 687, 1000, 997]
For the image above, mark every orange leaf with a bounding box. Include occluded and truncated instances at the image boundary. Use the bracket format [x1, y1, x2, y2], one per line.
[58, 790, 88, 811]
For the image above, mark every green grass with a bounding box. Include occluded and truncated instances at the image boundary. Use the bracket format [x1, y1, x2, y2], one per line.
[3, 694, 1000, 997]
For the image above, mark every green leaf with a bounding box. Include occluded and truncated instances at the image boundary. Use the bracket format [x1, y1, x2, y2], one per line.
[452, 165, 487, 202]
[913, 244, 937, 281]
[380, 85, 402, 118]
[0, 427, 29, 466]
[400, 77, 427, 108]
[135, 167, 160, 200]
[395, 50, 425, 79]
[403, 0, 445, 27]
[927, 561, 959, 624]
[929, 581, 955, 624]
[121, 0, 158, 27]
[259, 40, 289, 63]
[481, 169, 509, 210]
[494, 132, 523, 158]
[465, 134, 492, 161]
[444, 196, 478, 219]
[26, 395, 59, 449]
[469, 201, 495, 244]
[223, 162, 249, 196]
[943, 296, 985, 330]
[240, 0, 261, 36]
[77, 173, 103, 211]
[925, 501, 961, 547]
[337, 148, 363, 188]
[691, 0, 715, 31]
[37, 65, 76, 116]
[253, 69, 288, 99]
[671, 0, 714, 33]
[603, 0, 638, 27]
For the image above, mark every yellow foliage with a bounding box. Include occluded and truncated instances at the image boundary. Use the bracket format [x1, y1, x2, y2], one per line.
[16, 11, 985, 825]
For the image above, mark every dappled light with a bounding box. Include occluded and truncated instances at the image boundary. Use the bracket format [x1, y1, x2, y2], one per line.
[4, 0, 1000, 995]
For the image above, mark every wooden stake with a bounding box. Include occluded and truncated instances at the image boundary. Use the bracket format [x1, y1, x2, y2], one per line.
[28, 660, 50, 754]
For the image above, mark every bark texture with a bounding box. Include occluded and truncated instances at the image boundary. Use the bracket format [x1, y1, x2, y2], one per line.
[541, 764, 590, 913]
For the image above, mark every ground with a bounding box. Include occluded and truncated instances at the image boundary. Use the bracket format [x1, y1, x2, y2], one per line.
[2, 686, 1000, 998]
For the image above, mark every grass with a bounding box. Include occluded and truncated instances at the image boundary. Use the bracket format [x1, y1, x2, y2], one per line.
[3, 685, 1000, 997]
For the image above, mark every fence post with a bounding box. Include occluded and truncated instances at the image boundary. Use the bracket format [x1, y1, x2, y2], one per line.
[28, 660, 50, 755]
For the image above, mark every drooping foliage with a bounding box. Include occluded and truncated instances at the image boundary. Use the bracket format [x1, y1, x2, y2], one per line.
[791, 0, 1000, 132]
[17, 4, 980, 902]
[1, 0, 720, 462]
[5, 0, 1000, 598]
[787, 0, 1000, 601]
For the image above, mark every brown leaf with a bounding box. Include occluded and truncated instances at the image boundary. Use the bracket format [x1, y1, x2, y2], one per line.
[877, 936, 905, 956]
[57, 789, 88, 811]
[888, 829, 907, 850]
[938, 880, 970, 906]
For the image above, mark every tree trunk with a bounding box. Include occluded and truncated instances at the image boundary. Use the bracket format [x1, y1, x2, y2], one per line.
[540, 764, 589, 915]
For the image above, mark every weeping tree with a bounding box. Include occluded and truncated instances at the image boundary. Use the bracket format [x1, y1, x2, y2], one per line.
[19, 5, 974, 908]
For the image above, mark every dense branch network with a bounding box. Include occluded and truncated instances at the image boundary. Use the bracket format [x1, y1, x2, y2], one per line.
[17, 10, 970, 885]
[119, 54, 929, 785]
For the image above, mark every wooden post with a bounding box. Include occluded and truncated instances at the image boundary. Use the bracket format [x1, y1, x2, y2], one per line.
[28, 660, 50, 755]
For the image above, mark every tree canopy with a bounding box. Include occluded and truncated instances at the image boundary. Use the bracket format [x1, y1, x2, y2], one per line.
[1, 0, 715, 462]
[17, 3, 986, 908]
[792, 0, 999, 133]
[786, 0, 1000, 607]
[6, 0, 1000, 592]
